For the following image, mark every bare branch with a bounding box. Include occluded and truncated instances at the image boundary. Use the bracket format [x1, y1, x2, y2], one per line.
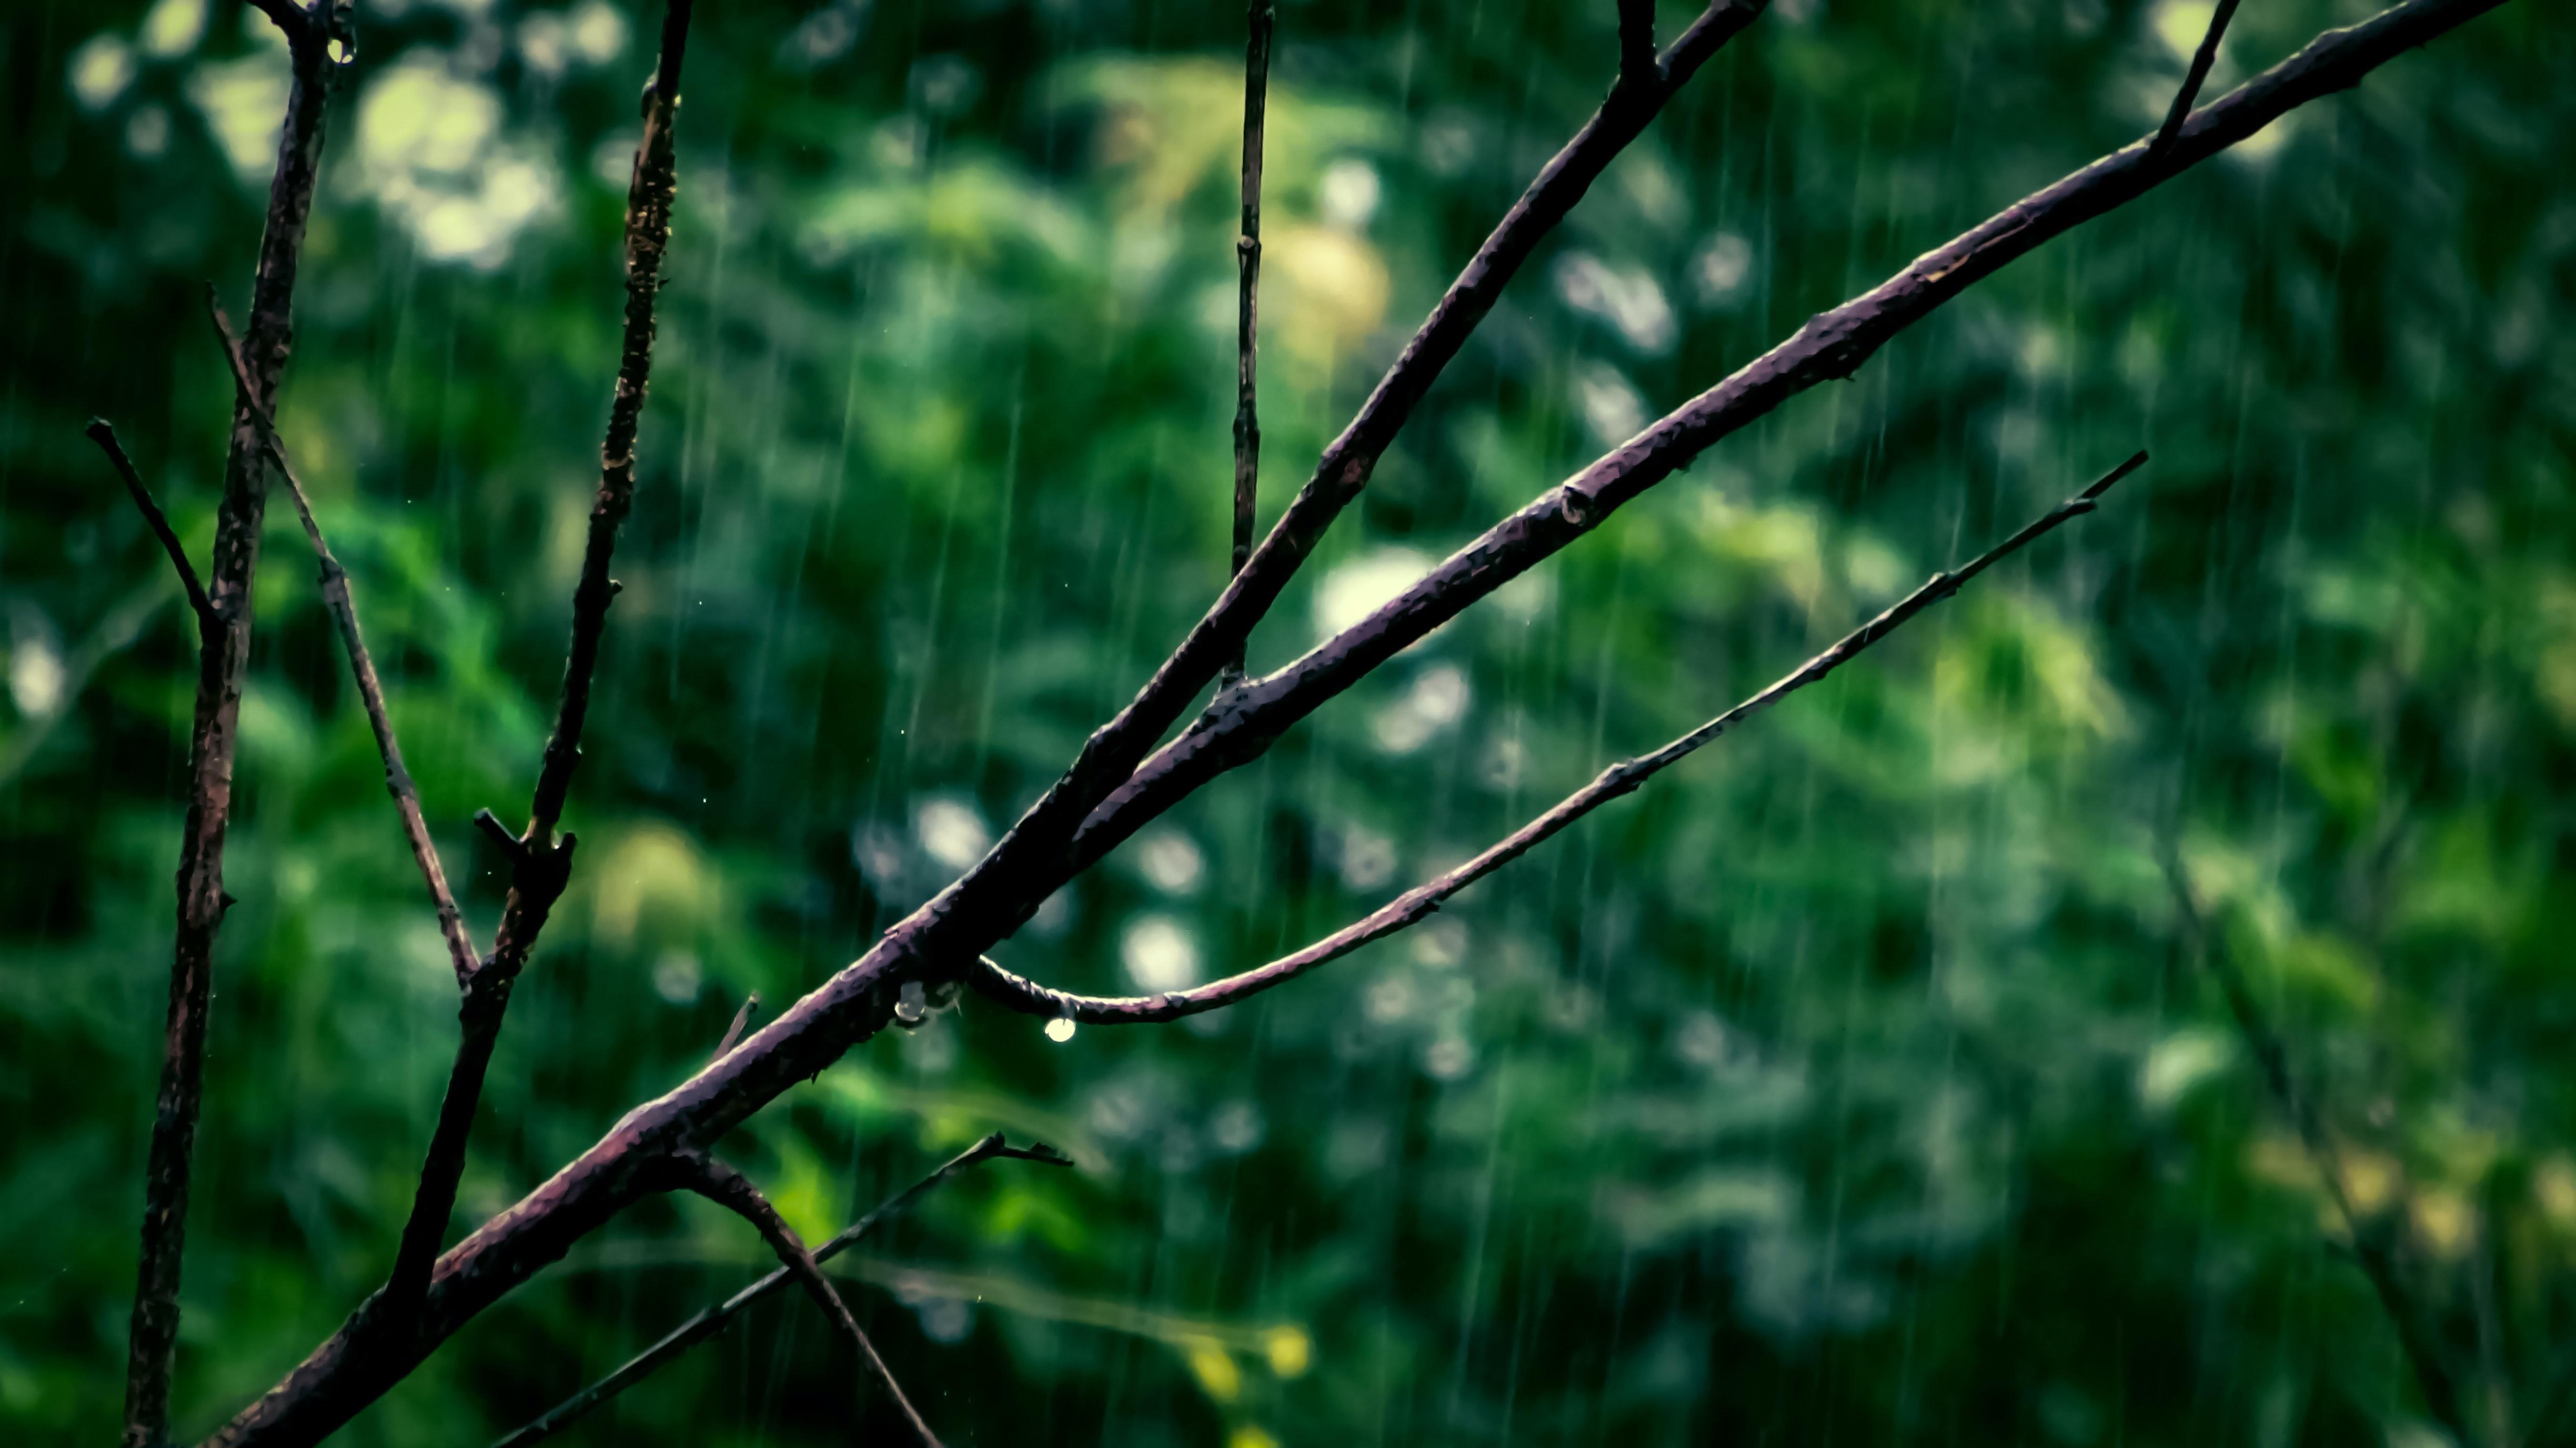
[492, 1133, 1069, 1447]
[2165, 855, 2470, 1443]
[200, 6, 2514, 1443]
[1224, 0, 1277, 684]
[2154, 0, 2246, 155]
[381, 0, 698, 1328]
[85, 420, 216, 634]
[974, 453, 2145, 1025]
[1053, 0, 2513, 902]
[123, 5, 336, 1440]
[900, 0, 1770, 967]
[207, 296, 480, 988]
[662, 1154, 945, 1448]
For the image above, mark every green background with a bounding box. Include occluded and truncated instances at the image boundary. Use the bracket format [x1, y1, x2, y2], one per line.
[3, 0, 2570, 1443]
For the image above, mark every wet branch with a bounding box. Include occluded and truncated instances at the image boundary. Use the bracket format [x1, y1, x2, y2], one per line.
[973, 453, 2146, 1025]
[2164, 856, 2471, 1444]
[1224, 0, 1276, 683]
[207, 297, 480, 987]
[492, 1134, 1069, 1447]
[662, 1154, 945, 1448]
[1051, 0, 2514, 903]
[2154, 0, 2246, 155]
[199, 4, 2513, 1443]
[123, 2, 336, 1442]
[380, 0, 696, 1328]
[85, 420, 216, 635]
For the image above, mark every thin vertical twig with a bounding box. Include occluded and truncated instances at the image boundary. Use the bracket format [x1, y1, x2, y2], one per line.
[382, 0, 698, 1323]
[1224, 0, 1276, 685]
[2153, 0, 2246, 154]
[1617, 0, 1658, 88]
[206, 297, 480, 987]
[494, 1134, 1069, 1447]
[123, 3, 338, 1442]
[666, 1155, 945, 1448]
[2165, 854, 2470, 1443]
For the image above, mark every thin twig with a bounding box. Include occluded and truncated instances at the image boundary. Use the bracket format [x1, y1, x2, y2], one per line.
[2164, 853, 2470, 1443]
[85, 420, 215, 633]
[664, 1154, 945, 1448]
[493, 1134, 1070, 1447]
[123, 2, 334, 1441]
[711, 992, 761, 1063]
[206, 296, 480, 988]
[2154, 0, 2246, 155]
[203, 6, 2516, 1442]
[975, 453, 2145, 1024]
[380, 0, 697, 1326]
[1223, 0, 1276, 685]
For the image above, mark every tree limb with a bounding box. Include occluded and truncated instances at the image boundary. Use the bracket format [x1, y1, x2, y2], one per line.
[973, 453, 2144, 1024]
[492, 1133, 1069, 1447]
[1224, 0, 1276, 685]
[85, 420, 216, 636]
[381, 0, 696, 1328]
[2154, 0, 2247, 155]
[123, 4, 336, 1441]
[206, 296, 480, 988]
[199, 5, 2513, 1442]
[2164, 854, 2471, 1443]
[660, 1154, 944, 1448]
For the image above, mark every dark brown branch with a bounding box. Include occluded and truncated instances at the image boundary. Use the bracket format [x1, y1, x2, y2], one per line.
[85, 420, 216, 635]
[492, 1134, 1069, 1447]
[2154, 0, 2246, 155]
[2165, 855, 2470, 1443]
[711, 992, 761, 1063]
[662, 1154, 944, 1448]
[1617, 0, 1658, 88]
[1224, 0, 1276, 684]
[974, 453, 2144, 1025]
[123, 4, 335, 1442]
[200, 6, 2511, 1443]
[1051, 0, 2513, 904]
[380, 0, 697, 1329]
[897, 0, 1769, 970]
[207, 297, 480, 988]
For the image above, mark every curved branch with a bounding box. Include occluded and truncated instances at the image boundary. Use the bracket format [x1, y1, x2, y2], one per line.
[973, 453, 2145, 1024]
[85, 420, 216, 635]
[1053, 0, 2512, 897]
[493, 1133, 1068, 1447]
[662, 1154, 944, 1448]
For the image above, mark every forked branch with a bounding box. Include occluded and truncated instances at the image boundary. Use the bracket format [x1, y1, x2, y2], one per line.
[2154, 0, 2247, 155]
[493, 1133, 1070, 1446]
[661, 1154, 945, 1448]
[84, 420, 216, 636]
[973, 453, 2146, 1024]
[123, 1, 336, 1440]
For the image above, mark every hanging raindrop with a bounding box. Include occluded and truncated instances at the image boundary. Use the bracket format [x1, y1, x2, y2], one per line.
[1044, 1015, 1076, 1043]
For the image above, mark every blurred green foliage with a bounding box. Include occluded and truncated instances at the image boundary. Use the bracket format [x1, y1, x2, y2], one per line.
[2, 0, 2571, 1443]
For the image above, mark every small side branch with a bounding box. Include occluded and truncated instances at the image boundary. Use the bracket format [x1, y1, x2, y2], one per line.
[1617, 0, 1658, 89]
[2153, 0, 2246, 154]
[711, 991, 761, 1063]
[85, 420, 216, 635]
[207, 296, 480, 987]
[494, 1133, 1068, 1447]
[1224, 0, 1276, 683]
[381, 0, 697, 1325]
[663, 1154, 946, 1448]
[975, 453, 2146, 1025]
[2165, 855, 2470, 1442]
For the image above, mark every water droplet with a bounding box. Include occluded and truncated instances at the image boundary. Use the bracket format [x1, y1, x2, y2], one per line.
[1044, 1015, 1076, 1043]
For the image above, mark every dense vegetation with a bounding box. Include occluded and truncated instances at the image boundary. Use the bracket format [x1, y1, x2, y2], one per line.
[2, 0, 2568, 1442]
